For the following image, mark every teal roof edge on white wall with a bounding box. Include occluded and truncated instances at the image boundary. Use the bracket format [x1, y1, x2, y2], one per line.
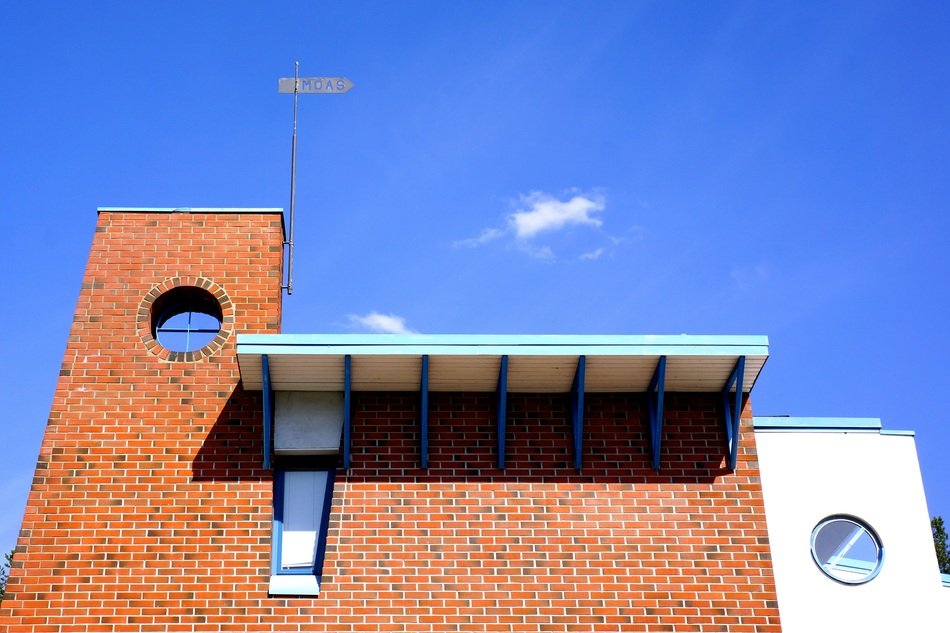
[751, 416, 923, 436]
[754, 416, 883, 430]
[237, 334, 768, 393]
[754, 416, 917, 436]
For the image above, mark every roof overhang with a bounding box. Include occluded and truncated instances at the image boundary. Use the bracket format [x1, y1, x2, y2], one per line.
[236, 334, 769, 393]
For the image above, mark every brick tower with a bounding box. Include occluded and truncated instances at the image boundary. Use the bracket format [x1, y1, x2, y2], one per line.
[4, 208, 782, 632]
[4, 209, 285, 631]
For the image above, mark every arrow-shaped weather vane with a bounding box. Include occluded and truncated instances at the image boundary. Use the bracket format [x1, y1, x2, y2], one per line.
[278, 62, 355, 295]
[278, 76, 354, 94]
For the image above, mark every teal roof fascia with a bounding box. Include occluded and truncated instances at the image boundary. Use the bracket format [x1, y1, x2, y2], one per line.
[753, 416, 883, 432]
[236, 334, 769, 358]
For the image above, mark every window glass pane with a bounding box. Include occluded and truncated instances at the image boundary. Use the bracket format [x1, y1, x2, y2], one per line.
[280, 471, 328, 570]
[813, 520, 860, 562]
[156, 311, 221, 351]
[845, 532, 878, 562]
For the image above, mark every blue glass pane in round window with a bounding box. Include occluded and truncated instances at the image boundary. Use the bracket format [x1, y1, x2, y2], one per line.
[156, 310, 221, 352]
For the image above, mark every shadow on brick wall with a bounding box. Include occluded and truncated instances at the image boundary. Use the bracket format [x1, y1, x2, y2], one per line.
[191, 385, 269, 481]
[190, 391, 747, 484]
[341, 392, 742, 485]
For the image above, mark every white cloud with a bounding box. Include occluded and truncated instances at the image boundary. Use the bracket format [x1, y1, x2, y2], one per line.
[452, 189, 623, 263]
[508, 191, 605, 239]
[348, 311, 417, 334]
[452, 227, 504, 248]
[453, 189, 612, 261]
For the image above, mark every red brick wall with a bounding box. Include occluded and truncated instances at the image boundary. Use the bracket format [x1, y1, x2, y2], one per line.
[3, 210, 285, 632]
[4, 210, 781, 632]
[330, 392, 781, 632]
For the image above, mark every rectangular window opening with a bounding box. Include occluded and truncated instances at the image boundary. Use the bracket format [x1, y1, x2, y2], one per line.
[269, 465, 335, 596]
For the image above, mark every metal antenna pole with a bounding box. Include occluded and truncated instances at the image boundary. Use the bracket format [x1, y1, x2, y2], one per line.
[277, 66, 353, 295]
[284, 61, 299, 295]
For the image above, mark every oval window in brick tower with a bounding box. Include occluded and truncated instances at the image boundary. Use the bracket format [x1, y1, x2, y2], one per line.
[142, 281, 231, 360]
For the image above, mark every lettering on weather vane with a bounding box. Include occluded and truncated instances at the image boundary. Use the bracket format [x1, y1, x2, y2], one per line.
[277, 63, 355, 297]
[278, 76, 354, 94]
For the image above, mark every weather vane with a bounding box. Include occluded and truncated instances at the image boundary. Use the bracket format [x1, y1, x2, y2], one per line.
[278, 62, 355, 295]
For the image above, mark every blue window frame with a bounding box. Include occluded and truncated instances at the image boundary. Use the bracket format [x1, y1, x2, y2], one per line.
[270, 469, 335, 596]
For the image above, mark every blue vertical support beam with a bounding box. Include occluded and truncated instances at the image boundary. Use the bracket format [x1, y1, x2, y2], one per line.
[420, 354, 429, 470]
[343, 354, 352, 470]
[571, 356, 586, 471]
[496, 355, 509, 470]
[262, 354, 273, 469]
[721, 356, 746, 471]
[647, 356, 667, 471]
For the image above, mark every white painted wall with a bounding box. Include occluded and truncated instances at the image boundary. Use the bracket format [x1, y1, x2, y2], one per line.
[755, 430, 948, 631]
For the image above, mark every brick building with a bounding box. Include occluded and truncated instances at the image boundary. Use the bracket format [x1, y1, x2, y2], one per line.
[2, 209, 945, 631]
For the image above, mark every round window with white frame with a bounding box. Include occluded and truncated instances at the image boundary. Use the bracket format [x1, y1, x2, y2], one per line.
[810, 515, 884, 584]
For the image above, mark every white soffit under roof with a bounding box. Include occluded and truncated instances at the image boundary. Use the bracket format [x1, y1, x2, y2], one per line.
[236, 334, 768, 394]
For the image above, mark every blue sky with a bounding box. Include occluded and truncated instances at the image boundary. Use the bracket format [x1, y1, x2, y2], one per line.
[1, 1, 948, 559]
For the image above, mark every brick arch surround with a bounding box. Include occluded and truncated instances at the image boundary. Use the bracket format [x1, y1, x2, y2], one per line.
[138, 276, 235, 362]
